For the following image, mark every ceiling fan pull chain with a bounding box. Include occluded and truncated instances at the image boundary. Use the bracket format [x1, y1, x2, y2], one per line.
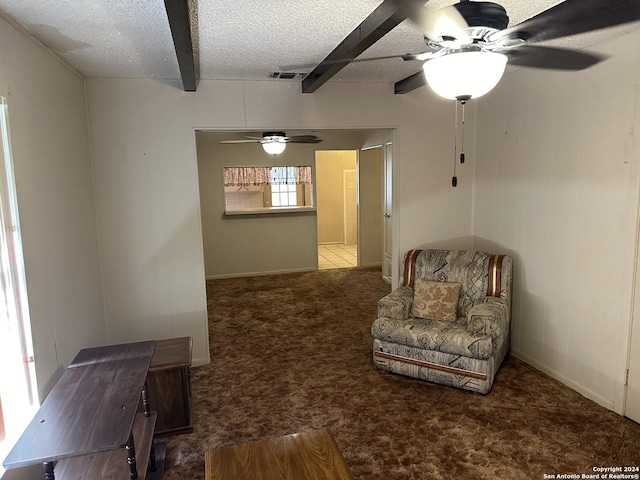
[460, 99, 466, 164]
[452, 100, 458, 188]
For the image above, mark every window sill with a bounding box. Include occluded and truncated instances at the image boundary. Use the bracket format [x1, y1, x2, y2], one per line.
[224, 206, 317, 216]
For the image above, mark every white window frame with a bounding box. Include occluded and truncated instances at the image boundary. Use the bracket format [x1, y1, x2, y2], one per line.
[0, 97, 38, 473]
[222, 165, 316, 215]
[270, 166, 298, 207]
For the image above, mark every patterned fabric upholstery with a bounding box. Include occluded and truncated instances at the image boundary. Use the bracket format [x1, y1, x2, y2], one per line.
[372, 249, 513, 395]
[372, 316, 493, 359]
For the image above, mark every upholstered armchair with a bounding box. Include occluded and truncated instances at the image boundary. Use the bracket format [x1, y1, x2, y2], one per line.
[371, 249, 513, 394]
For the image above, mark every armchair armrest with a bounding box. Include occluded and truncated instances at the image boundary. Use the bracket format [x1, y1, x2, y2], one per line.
[467, 297, 509, 341]
[377, 286, 413, 320]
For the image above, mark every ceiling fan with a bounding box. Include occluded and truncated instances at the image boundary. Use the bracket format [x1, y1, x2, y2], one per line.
[389, 0, 640, 187]
[220, 131, 322, 155]
[399, 0, 640, 100]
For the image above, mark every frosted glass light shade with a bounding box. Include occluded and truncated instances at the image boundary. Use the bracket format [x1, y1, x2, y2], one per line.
[261, 139, 287, 155]
[423, 50, 507, 100]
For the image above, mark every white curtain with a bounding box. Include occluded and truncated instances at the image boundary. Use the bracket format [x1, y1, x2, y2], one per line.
[224, 166, 312, 187]
[269, 166, 312, 185]
[223, 167, 271, 187]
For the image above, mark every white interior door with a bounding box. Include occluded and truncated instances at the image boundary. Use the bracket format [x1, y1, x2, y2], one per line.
[382, 142, 393, 284]
[628, 242, 640, 422]
[626, 86, 640, 423]
[357, 147, 383, 267]
[343, 169, 357, 246]
[628, 323, 640, 422]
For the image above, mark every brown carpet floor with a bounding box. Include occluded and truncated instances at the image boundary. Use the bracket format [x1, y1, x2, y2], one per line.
[162, 267, 640, 479]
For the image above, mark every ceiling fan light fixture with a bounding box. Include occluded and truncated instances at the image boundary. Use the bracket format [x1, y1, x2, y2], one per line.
[423, 50, 507, 100]
[261, 137, 287, 155]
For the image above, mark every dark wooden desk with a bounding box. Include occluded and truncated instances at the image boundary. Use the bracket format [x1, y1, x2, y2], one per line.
[205, 429, 353, 480]
[145, 337, 193, 437]
[2, 341, 163, 480]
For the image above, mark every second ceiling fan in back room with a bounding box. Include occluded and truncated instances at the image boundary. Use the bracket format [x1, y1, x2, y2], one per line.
[220, 132, 322, 155]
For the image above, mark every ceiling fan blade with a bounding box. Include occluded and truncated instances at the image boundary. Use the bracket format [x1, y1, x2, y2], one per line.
[504, 45, 606, 70]
[285, 135, 322, 144]
[281, 54, 417, 71]
[402, 51, 437, 61]
[453, 1, 509, 30]
[219, 139, 261, 144]
[490, 0, 640, 44]
[416, 4, 471, 44]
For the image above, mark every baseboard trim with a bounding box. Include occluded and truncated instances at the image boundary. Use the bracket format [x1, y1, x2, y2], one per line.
[360, 261, 382, 267]
[510, 349, 617, 413]
[206, 267, 317, 280]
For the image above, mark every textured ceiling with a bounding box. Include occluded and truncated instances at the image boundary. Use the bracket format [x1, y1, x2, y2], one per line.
[0, 0, 638, 86]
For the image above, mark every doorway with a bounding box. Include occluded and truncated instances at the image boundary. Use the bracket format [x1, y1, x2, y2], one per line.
[315, 150, 358, 269]
[315, 147, 385, 271]
[195, 128, 393, 279]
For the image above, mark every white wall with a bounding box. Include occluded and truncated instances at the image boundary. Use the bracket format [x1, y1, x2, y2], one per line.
[85, 78, 477, 366]
[85, 81, 210, 365]
[473, 28, 640, 412]
[0, 15, 105, 400]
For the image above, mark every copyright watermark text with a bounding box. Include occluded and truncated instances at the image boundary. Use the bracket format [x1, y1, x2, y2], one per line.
[543, 467, 640, 479]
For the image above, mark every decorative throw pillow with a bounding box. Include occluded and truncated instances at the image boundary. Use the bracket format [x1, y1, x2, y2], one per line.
[411, 279, 461, 322]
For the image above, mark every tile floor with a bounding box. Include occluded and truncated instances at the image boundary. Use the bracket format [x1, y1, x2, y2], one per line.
[318, 244, 357, 270]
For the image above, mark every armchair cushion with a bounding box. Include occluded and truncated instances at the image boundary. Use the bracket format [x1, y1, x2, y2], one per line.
[371, 316, 493, 360]
[411, 279, 461, 322]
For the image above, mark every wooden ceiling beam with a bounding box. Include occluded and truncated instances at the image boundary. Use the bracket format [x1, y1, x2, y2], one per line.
[164, 0, 199, 91]
[394, 70, 426, 94]
[301, 0, 426, 94]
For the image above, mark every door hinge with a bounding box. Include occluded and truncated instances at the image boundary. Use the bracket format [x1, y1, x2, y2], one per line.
[23, 355, 34, 364]
[624, 368, 629, 386]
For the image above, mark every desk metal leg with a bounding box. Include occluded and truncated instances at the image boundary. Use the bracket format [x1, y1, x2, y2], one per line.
[125, 432, 138, 479]
[43, 461, 55, 480]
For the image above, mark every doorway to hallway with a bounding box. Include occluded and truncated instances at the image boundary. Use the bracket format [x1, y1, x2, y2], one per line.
[314, 146, 385, 271]
[315, 150, 358, 270]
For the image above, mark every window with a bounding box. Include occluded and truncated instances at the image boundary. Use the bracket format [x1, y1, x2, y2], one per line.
[223, 165, 314, 214]
[270, 167, 298, 207]
[0, 98, 38, 470]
